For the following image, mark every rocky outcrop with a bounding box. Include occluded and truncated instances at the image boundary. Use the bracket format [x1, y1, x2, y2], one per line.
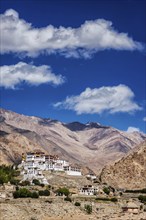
[99, 141, 146, 189]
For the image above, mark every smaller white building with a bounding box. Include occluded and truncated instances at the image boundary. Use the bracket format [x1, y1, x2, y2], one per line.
[64, 166, 82, 176]
[79, 185, 98, 196]
[86, 173, 97, 180]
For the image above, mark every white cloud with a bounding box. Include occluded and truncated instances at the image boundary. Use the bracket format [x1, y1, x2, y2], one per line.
[0, 9, 143, 58]
[127, 126, 140, 133]
[0, 62, 65, 89]
[54, 85, 142, 114]
[143, 117, 146, 121]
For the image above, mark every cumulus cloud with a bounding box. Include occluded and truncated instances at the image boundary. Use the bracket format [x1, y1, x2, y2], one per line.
[127, 126, 140, 133]
[0, 62, 65, 89]
[54, 85, 142, 114]
[143, 117, 146, 121]
[0, 9, 143, 58]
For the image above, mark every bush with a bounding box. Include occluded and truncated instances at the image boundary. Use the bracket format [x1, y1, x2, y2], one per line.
[126, 188, 146, 193]
[32, 179, 40, 186]
[64, 196, 72, 202]
[74, 202, 81, 206]
[19, 180, 30, 186]
[95, 197, 118, 202]
[31, 191, 39, 198]
[110, 198, 118, 202]
[13, 188, 31, 198]
[13, 188, 39, 199]
[103, 187, 110, 195]
[13, 190, 20, 198]
[138, 195, 146, 203]
[56, 187, 70, 196]
[39, 190, 50, 196]
[10, 179, 20, 185]
[84, 204, 92, 214]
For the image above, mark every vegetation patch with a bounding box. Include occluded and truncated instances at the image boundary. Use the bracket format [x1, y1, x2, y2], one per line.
[103, 187, 110, 195]
[138, 195, 146, 203]
[39, 189, 50, 196]
[84, 204, 92, 214]
[95, 197, 118, 202]
[64, 196, 72, 202]
[55, 187, 70, 196]
[125, 188, 146, 194]
[74, 201, 81, 206]
[13, 188, 39, 198]
[0, 165, 20, 185]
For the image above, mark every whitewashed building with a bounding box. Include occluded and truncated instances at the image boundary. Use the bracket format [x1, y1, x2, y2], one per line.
[64, 166, 82, 176]
[86, 173, 97, 180]
[20, 151, 81, 183]
[79, 185, 98, 196]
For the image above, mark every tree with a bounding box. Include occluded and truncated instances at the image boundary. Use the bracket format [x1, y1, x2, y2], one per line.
[103, 187, 110, 195]
[39, 190, 50, 196]
[56, 187, 70, 196]
[13, 188, 39, 199]
[32, 179, 40, 186]
[0, 165, 20, 185]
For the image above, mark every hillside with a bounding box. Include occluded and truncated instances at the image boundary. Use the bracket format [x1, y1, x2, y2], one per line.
[99, 141, 146, 189]
[0, 108, 146, 173]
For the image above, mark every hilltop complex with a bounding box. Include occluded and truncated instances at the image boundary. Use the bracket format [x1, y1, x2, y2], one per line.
[19, 151, 82, 184]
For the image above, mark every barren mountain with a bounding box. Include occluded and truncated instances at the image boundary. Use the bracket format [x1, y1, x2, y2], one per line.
[0, 108, 146, 173]
[99, 141, 146, 189]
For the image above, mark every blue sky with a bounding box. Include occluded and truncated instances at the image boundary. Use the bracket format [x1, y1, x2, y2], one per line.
[0, 0, 146, 133]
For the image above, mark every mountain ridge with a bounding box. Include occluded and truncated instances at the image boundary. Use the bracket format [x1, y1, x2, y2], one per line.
[0, 108, 145, 173]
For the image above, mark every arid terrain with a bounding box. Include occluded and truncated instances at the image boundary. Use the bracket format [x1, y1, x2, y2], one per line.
[1, 197, 146, 220]
[100, 141, 146, 189]
[1, 109, 146, 220]
[0, 108, 145, 174]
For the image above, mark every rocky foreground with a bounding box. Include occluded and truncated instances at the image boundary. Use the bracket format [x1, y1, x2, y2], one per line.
[1, 197, 146, 220]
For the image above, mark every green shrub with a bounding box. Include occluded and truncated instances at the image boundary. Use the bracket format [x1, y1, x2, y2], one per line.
[32, 179, 40, 186]
[95, 197, 118, 202]
[10, 178, 20, 185]
[74, 202, 81, 206]
[31, 191, 39, 198]
[138, 195, 146, 203]
[13, 190, 20, 198]
[64, 196, 72, 202]
[56, 187, 70, 196]
[126, 188, 146, 193]
[13, 188, 39, 199]
[84, 204, 92, 214]
[19, 180, 30, 186]
[110, 197, 118, 202]
[13, 188, 31, 198]
[39, 190, 50, 196]
[103, 187, 110, 195]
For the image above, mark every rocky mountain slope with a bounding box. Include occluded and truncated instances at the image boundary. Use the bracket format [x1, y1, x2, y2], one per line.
[99, 141, 146, 189]
[0, 108, 146, 173]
